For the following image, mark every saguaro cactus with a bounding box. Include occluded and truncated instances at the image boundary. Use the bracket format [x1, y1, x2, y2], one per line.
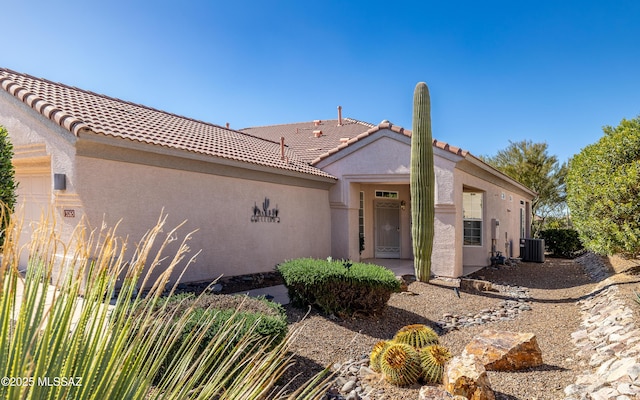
[410, 82, 435, 282]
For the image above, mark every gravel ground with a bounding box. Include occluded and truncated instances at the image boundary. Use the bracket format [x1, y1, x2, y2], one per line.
[282, 257, 610, 399]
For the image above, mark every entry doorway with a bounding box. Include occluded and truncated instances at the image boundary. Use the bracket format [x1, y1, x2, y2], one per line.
[15, 170, 51, 269]
[374, 200, 401, 258]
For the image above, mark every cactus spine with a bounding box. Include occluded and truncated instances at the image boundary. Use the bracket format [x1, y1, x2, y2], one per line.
[393, 324, 439, 348]
[378, 343, 422, 386]
[369, 324, 453, 386]
[410, 82, 435, 282]
[369, 341, 391, 373]
[420, 344, 453, 383]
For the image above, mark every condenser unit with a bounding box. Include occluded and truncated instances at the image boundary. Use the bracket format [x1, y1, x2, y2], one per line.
[520, 238, 545, 263]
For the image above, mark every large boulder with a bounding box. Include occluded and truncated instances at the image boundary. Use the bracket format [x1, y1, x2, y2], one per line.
[443, 355, 495, 400]
[463, 330, 543, 371]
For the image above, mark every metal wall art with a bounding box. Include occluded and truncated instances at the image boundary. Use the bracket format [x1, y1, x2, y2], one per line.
[251, 197, 280, 223]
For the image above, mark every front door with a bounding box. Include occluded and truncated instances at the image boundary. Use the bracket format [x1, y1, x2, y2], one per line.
[375, 200, 401, 258]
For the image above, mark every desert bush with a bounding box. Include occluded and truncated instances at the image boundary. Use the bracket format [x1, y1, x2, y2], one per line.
[567, 116, 640, 257]
[0, 126, 17, 246]
[540, 228, 584, 258]
[143, 293, 288, 383]
[0, 211, 331, 400]
[277, 258, 400, 317]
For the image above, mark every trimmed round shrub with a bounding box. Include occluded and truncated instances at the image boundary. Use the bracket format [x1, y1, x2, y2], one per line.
[277, 258, 401, 317]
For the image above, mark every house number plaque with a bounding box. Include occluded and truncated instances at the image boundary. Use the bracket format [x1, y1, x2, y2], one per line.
[251, 197, 280, 223]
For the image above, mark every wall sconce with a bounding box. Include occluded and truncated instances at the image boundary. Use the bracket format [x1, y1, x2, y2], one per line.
[400, 200, 406, 210]
[54, 174, 66, 191]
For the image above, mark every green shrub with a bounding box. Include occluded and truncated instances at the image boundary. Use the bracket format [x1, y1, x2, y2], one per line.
[567, 116, 640, 257]
[0, 126, 17, 246]
[144, 293, 288, 383]
[278, 258, 401, 317]
[540, 228, 584, 258]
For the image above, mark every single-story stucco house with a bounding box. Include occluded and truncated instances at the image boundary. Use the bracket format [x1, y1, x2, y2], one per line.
[0, 67, 535, 284]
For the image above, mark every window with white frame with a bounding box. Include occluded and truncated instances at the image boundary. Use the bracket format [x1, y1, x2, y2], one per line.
[375, 190, 399, 199]
[463, 191, 483, 246]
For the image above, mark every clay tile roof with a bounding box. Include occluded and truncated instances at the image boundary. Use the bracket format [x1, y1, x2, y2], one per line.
[241, 118, 378, 164]
[243, 118, 469, 165]
[0, 68, 335, 180]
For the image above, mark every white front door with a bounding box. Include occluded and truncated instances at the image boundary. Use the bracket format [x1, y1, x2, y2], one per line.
[375, 200, 401, 258]
[15, 171, 51, 269]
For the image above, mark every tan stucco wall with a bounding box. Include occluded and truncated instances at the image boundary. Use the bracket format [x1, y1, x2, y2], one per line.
[72, 154, 332, 284]
[1, 90, 333, 286]
[455, 167, 532, 269]
[1, 90, 80, 277]
[317, 133, 412, 261]
[316, 131, 467, 277]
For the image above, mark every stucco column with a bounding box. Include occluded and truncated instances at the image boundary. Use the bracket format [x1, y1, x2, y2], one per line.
[431, 204, 461, 277]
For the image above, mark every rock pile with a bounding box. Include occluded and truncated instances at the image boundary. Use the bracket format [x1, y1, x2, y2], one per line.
[564, 284, 640, 399]
[437, 283, 531, 332]
[574, 252, 612, 282]
[327, 357, 382, 400]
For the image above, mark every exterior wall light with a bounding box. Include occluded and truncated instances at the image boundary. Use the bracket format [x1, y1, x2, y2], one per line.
[400, 200, 406, 210]
[54, 174, 66, 191]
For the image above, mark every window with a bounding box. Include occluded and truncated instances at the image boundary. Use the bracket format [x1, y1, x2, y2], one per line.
[463, 192, 483, 246]
[375, 190, 398, 199]
[520, 207, 526, 239]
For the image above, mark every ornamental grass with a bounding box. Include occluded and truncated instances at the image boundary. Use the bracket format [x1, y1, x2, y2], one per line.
[0, 207, 331, 400]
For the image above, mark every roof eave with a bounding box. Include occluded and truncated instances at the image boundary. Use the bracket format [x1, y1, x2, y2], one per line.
[76, 130, 337, 184]
[464, 153, 538, 198]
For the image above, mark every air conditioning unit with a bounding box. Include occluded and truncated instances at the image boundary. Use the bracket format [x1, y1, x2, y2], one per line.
[520, 238, 545, 263]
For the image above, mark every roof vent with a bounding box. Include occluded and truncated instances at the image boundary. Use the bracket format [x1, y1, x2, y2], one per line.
[337, 106, 343, 126]
[313, 130, 323, 138]
[225, 122, 230, 129]
[313, 119, 321, 126]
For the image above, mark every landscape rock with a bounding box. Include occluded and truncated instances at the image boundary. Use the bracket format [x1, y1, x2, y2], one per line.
[564, 254, 640, 399]
[462, 330, 543, 371]
[443, 355, 495, 400]
[459, 278, 496, 293]
[436, 283, 532, 332]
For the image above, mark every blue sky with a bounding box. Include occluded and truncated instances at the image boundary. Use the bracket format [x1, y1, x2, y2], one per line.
[3, 1, 639, 163]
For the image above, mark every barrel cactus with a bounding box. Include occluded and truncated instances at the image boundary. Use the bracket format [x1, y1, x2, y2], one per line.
[393, 324, 439, 349]
[378, 343, 422, 386]
[410, 82, 435, 282]
[420, 344, 453, 383]
[369, 340, 391, 373]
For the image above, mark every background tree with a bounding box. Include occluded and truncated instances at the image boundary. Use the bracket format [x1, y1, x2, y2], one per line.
[410, 82, 435, 282]
[0, 125, 17, 246]
[566, 116, 640, 258]
[482, 140, 567, 237]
